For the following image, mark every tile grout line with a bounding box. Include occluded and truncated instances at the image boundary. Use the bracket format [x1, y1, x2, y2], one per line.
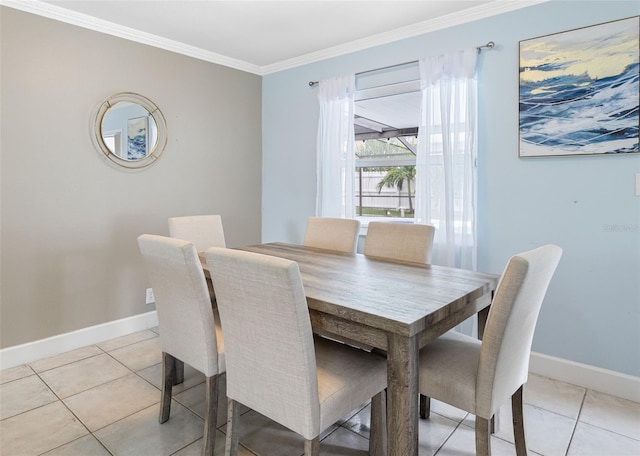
[98, 355, 247, 455]
[432, 414, 468, 455]
[563, 387, 587, 456]
[524, 401, 583, 421]
[0, 365, 37, 388]
[5, 338, 638, 456]
[30, 368, 112, 456]
[44, 344, 128, 455]
[97, 331, 160, 354]
[106, 349, 257, 454]
[66, 357, 160, 455]
[572, 389, 640, 442]
[28, 344, 106, 376]
[34, 345, 161, 454]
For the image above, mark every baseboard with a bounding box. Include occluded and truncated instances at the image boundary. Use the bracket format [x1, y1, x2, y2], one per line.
[0, 311, 158, 370]
[2, 314, 638, 403]
[529, 351, 640, 403]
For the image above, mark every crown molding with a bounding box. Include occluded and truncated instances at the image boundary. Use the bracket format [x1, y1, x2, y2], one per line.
[1, 0, 549, 76]
[0, 0, 263, 75]
[261, 0, 549, 74]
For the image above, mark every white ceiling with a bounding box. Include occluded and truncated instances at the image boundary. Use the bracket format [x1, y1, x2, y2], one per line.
[3, 0, 546, 75]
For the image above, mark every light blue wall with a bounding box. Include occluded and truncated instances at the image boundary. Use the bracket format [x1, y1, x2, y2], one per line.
[262, 0, 640, 377]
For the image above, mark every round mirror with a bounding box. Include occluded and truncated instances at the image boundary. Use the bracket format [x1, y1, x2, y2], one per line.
[93, 92, 167, 169]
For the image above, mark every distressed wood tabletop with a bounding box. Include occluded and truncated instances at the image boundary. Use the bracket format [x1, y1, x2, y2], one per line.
[204, 242, 499, 455]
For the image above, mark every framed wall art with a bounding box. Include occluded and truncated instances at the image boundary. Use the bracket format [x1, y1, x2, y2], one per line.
[519, 16, 639, 157]
[127, 115, 149, 160]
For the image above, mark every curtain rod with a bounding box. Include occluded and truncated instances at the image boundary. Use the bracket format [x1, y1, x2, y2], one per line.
[308, 41, 494, 87]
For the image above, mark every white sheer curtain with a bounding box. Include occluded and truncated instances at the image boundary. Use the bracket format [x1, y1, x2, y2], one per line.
[414, 48, 478, 271]
[316, 75, 356, 218]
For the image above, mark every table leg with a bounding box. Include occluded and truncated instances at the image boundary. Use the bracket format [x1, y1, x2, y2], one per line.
[387, 333, 419, 456]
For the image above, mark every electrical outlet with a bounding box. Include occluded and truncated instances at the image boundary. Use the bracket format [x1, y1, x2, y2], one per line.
[145, 288, 155, 305]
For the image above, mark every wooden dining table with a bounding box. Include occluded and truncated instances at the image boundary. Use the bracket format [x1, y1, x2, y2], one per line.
[204, 242, 499, 456]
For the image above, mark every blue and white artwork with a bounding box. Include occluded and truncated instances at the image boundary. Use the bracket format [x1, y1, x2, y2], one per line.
[127, 116, 148, 160]
[519, 16, 639, 157]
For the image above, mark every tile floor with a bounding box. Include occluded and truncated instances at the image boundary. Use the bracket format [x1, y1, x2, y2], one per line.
[1, 329, 639, 456]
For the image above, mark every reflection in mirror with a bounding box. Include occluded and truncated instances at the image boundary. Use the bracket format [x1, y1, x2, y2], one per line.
[92, 93, 167, 169]
[101, 102, 158, 160]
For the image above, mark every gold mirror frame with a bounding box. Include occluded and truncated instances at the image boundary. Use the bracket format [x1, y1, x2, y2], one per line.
[92, 92, 168, 169]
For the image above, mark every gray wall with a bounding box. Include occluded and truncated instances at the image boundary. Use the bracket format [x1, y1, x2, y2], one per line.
[0, 8, 262, 348]
[262, 1, 640, 376]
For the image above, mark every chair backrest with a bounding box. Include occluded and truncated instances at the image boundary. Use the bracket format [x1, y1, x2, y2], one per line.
[363, 221, 435, 264]
[204, 247, 320, 438]
[137, 234, 221, 377]
[168, 215, 226, 252]
[476, 244, 562, 418]
[303, 217, 360, 254]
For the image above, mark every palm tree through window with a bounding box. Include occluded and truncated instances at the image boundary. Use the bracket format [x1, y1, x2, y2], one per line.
[353, 75, 420, 220]
[355, 136, 417, 218]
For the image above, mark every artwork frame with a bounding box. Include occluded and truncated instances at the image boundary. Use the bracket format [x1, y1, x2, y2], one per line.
[127, 116, 149, 160]
[519, 16, 639, 157]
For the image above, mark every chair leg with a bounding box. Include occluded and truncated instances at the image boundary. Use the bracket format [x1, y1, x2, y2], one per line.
[159, 352, 175, 423]
[207, 279, 216, 306]
[225, 399, 240, 456]
[419, 394, 431, 419]
[304, 437, 320, 456]
[201, 375, 219, 456]
[369, 390, 387, 456]
[475, 416, 492, 456]
[512, 385, 527, 456]
[173, 358, 185, 385]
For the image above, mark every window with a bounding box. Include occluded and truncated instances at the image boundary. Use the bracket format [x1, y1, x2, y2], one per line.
[102, 129, 123, 157]
[353, 75, 421, 221]
[355, 137, 416, 217]
[317, 50, 477, 271]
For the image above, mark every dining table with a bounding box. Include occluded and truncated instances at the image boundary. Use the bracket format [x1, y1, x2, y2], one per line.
[203, 242, 499, 456]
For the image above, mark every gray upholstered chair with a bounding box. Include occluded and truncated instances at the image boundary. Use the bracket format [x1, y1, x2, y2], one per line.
[137, 234, 225, 456]
[363, 221, 435, 264]
[303, 216, 360, 254]
[169, 214, 225, 316]
[168, 214, 226, 252]
[204, 247, 387, 456]
[363, 220, 436, 391]
[418, 244, 562, 456]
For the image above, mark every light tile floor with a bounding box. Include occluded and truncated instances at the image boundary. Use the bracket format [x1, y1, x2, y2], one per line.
[1, 329, 639, 455]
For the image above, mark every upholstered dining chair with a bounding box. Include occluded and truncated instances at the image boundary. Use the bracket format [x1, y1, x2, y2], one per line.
[417, 244, 562, 456]
[363, 221, 435, 264]
[204, 247, 388, 456]
[303, 216, 360, 254]
[137, 234, 225, 456]
[169, 213, 225, 314]
[168, 214, 226, 252]
[363, 221, 436, 396]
